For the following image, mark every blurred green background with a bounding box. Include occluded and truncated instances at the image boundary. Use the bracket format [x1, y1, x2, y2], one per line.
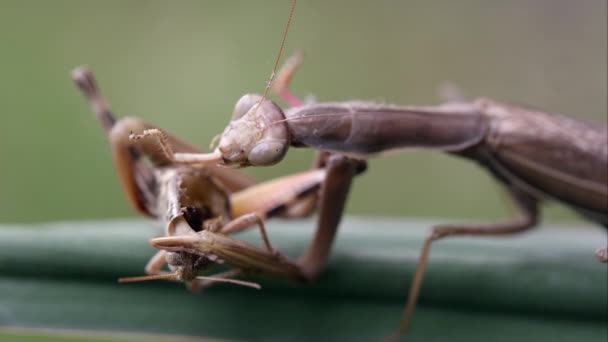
[0, 0, 606, 224]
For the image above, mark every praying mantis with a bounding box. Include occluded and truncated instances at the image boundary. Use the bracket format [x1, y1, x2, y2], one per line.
[159, 21, 607, 342]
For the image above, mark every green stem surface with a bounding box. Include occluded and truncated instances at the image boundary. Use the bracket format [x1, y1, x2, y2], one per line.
[0, 218, 606, 341]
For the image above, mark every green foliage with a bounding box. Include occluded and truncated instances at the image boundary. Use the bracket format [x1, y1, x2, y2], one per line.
[1, 218, 606, 341]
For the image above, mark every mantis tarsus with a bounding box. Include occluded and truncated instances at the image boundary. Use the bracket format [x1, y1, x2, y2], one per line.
[72, 66, 365, 292]
[170, 49, 608, 338]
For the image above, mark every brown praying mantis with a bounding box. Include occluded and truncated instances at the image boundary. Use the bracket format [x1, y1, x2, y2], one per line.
[161, 40, 608, 342]
[72, 66, 366, 292]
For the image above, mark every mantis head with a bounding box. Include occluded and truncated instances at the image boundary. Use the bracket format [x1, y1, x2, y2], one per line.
[216, 0, 297, 167]
[216, 94, 290, 167]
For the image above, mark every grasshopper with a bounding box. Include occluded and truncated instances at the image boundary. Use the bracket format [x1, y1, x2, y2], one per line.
[169, 48, 608, 340]
[71, 66, 365, 291]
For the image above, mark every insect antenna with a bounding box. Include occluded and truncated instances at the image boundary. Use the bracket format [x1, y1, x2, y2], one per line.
[195, 276, 261, 289]
[118, 272, 261, 289]
[271, 112, 355, 126]
[251, 0, 297, 118]
[118, 272, 180, 283]
[272, 108, 459, 133]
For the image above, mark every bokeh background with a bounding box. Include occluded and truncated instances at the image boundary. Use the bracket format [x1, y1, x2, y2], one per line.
[0, 0, 606, 224]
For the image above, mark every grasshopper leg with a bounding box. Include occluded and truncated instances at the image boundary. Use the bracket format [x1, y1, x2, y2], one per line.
[220, 213, 275, 253]
[73, 67, 257, 194]
[278, 152, 331, 219]
[106, 118, 203, 215]
[394, 188, 538, 339]
[145, 250, 168, 275]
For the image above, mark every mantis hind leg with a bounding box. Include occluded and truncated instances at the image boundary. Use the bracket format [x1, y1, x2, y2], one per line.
[392, 188, 539, 340]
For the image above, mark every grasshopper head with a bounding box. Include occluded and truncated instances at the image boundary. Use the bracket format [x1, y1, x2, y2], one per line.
[164, 251, 217, 282]
[159, 213, 223, 282]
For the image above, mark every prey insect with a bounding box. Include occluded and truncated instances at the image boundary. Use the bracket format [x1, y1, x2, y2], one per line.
[175, 49, 608, 338]
[71, 66, 365, 291]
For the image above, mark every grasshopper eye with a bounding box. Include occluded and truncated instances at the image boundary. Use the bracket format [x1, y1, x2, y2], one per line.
[248, 139, 288, 166]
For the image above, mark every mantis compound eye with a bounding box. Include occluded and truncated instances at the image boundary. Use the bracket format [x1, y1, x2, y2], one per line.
[232, 94, 262, 120]
[248, 139, 288, 166]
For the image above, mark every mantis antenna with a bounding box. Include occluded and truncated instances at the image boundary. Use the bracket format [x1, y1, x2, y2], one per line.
[250, 0, 297, 118]
[170, 0, 298, 164]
